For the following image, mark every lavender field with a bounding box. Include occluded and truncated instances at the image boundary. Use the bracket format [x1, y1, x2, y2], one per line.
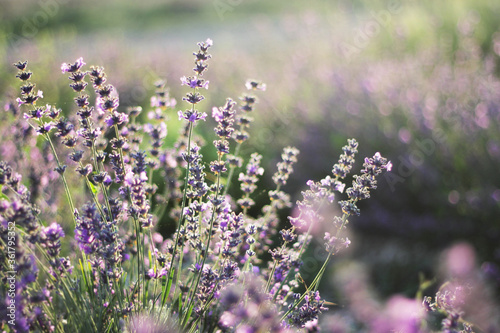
[1, 0, 500, 332]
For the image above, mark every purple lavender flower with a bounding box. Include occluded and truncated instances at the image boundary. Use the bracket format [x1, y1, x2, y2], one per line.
[181, 76, 209, 89]
[46, 105, 61, 119]
[210, 160, 227, 175]
[68, 71, 87, 83]
[41, 222, 65, 257]
[332, 138, 358, 179]
[16, 71, 33, 81]
[61, 57, 86, 73]
[324, 232, 351, 252]
[54, 117, 74, 137]
[194, 267, 222, 314]
[182, 144, 209, 198]
[35, 121, 54, 135]
[272, 147, 300, 186]
[74, 207, 99, 255]
[13, 60, 28, 70]
[76, 164, 93, 177]
[69, 81, 88, 92]
[288, 291, 328, 328]
[226, 154, 243, 168]
[144, 122, 167, 156]
[150, 80, 176, 110]
[177, 109, 207, 123]
[345, 151, 391, 203]
[69, 150, 84, 163]
[16, 90, 43, 107]
[177, 39, 213, 125]
[97, 96, 119, 113]
[89, 65, 106, 86]
[104, 110, 129, 127]
[96, 84, 114, 97]
[19, 81, 35, 95]
[218, 276, 288, 332]
[237, 153, 264, 209]
[213, 98, 236, 141]
[23, 105, 47, 120]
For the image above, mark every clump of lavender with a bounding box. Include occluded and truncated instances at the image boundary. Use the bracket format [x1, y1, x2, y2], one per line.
[217, 274, 291, 333]
[2, 40, 394, 333]
[423, 284, 476, 332]
[0, 162, 55, 332]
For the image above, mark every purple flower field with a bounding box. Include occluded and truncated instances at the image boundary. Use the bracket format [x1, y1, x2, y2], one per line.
[1, 1, 500, 332]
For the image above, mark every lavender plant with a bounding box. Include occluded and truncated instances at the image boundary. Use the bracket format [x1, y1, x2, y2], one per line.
[1, 40, 394, 332]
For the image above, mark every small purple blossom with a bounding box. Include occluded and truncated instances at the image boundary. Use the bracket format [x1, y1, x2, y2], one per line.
[177, 109, 207, 123]
[36, 121, 54, 135]
[16, 70, 33, 81]
[104, 111, 129, 127]
[181, 76, 209, 89]
[13, 60, 28, 70]
[97, 96, 119, 113]
[41, 222, 65, 242]
[61, 57, 86, 73]
[272, 146, 300, 186]
[23, 105, 48, 119]
[17, 90, 43, 107]
[76, 164, 93, 177]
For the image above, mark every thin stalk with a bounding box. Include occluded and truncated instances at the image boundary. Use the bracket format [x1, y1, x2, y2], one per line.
[46, 134, 76, 223]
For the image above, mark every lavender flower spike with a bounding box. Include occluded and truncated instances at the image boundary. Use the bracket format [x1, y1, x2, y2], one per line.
[41, 222, 65, 257]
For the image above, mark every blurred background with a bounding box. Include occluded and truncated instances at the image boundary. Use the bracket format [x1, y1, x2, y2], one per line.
[1, 0, 500, 328]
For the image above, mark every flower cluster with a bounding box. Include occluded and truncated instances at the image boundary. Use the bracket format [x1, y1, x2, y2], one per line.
[1, 39, 401, 333]
[14, 61, 43, 108]
[231, 79, 264, 145]
[0, 163, 56, 331]
[13, 62, 60, 139]
[272, 146, 300, 187]
[287, 291, 328, 328]
[211, 98, 236, 174]
[423, 282, 476, 333]
[340, 151, 392, 216]
[74, 203, 123, 280]
[217, 276, 290, 332]
[237, 153, 264, 210]
[40, 222, 64, 257]
[332, 138, 358, 179]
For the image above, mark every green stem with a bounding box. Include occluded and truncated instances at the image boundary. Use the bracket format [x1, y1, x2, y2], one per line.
[46, 134, 76, 223]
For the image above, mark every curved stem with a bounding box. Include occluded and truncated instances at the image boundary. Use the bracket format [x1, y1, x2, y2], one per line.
[46, 134, 77, 225]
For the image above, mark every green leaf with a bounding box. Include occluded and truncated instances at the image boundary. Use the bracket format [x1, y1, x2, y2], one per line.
[0, 185, 9, 201]
[88, 181, 99, 195]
